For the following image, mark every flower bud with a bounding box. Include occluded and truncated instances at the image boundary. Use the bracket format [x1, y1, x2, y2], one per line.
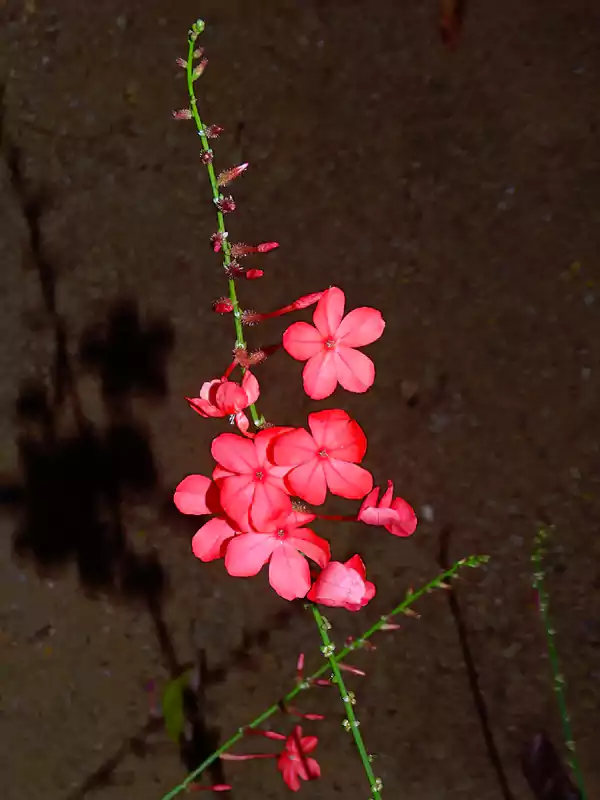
[192, 58, 208, 80]
[245, 269, 264, 280]
[214, 195, 236, 214]
[205, 124, 224, 138]
[224, 260, 245, 279]
[175, 57, 188, 69]
[213, 297, 234, 314]
[217, 163, 249, 187]
[210, 232, 228, 252]
[200, 149, 214, 164]
[230, 241, 279, 258]
[172, 108, 192, 120]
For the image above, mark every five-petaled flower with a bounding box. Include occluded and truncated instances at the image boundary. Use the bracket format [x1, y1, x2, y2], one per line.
[225, 509, 330, 600]
[186, 370, 260, 433]
[358, 480, 418, 537]
[282, 286, 385, 400]
[272, 409, 373, 505]
[307, 555, 376, 611]
[212, 427, 293, 531]
[277, 726, 321, 791]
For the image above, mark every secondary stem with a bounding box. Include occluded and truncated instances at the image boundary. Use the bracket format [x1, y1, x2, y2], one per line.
[159, 556, 486, 799]
[311, 604, 382, 799]
[532, 529, 587, 799]
[185, 36, 261, 427]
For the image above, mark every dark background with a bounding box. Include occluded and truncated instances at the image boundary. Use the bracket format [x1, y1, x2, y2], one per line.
[1, 1, 599, 799]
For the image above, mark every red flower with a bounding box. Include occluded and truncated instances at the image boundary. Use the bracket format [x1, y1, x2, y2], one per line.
[272, 409, 373, 505]
[282, 287, 385, 400]
[277, 726, 321, 792]
[307, 555, 376, 611]
[187, 371, 260, 433]
[212, 427, 293, 530]
[225, 509, 330, 601]
[173, 474, 238, 561]
[358, 481, 418, 537]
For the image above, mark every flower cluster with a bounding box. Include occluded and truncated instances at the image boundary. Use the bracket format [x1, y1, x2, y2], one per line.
[173, 27, 417, 611]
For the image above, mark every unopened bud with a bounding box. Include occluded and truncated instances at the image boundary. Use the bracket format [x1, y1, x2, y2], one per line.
[172, 108, 192, 120]
[338, 663, 366, 677]
[213, 297, 234, 314]
[217, 163, 249, 188]
[231, 241, 279, 258]
[296, 653, 305, 675]
[245, 269, 264, 280]
[292, 291, 324, 310]
[193, 47, 205, 59]
[214, 195, 236, 214]
[175, 57, 188, 69]
[206, 124, 224, 139]
[224, 260, 245, 279]
[192, 58, 208, 80]
[210, 232, 228, 252]
[200, 149, 214, 164]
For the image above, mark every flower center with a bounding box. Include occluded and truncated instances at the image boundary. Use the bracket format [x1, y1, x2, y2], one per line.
[325, 338, 336, 349]
[318, 449, 328, 458]
[254, 470, 264, 481]
[277, 529, 286, 539]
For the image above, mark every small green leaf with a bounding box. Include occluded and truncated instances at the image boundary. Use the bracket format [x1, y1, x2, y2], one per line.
[162, 672, 191, 743]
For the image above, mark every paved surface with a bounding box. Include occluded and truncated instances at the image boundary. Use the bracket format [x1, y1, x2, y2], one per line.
[1, 2, 599, 799]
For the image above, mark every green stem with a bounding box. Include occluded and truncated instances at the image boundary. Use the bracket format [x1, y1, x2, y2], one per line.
[159, 556, 487, 799]
[185, 36, 261, 427]
[532, 528, 587, 799]
[311, 604, 382, 799]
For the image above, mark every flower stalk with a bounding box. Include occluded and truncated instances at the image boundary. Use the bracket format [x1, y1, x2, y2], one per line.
[311, 603, 382, 799]
[159, 556, 487, 800]
[184, 32, 262, 427]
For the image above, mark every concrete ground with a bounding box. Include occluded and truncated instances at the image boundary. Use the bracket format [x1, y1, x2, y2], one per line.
[1, 1, 599, 799]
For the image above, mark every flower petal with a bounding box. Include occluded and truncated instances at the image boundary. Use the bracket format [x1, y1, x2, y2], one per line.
[287, 528, 330, 568]
[269, 543, 311, 600]
[273, 428, 317, 466]
[250, 481, 292, 531]
[323, 458, 373, 499]
[215, 381, 248, 412]
[225, 532, 276, 576]
[302, 351, 338, 400]
[192, 517, 237, 561]
[186, 396, 224, 418]
[174, 474, 219, 515]
[308, 409, 367, 461]
[387, 497, 418, 537]
[335, 306, 385, 347]
[211, 433, 258, 473]
[345, 554, 367, 578]
[334, 347, 375, 394]
[286, 461, 327, 505]
[282, 321, 324, 361]
[312, 286, 345, 338]
[218, 474, 255, 529]
[241, 370, 260, 403]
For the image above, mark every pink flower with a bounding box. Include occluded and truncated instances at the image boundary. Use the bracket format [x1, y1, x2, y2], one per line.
[358, 481, 418, 537]
[272, 409, 373, 505]
[187, 371, 259, 434]
[307, 555, 376, 611]
[211, 427, 293, 531]
[282, 286, 385, 400]
[277, 726, 321, 792]
[173, 474, 238, 562]
[225, 509, 330, 601]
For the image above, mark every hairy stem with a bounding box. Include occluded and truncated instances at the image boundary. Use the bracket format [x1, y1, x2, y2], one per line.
[159, 556, 486, 799]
